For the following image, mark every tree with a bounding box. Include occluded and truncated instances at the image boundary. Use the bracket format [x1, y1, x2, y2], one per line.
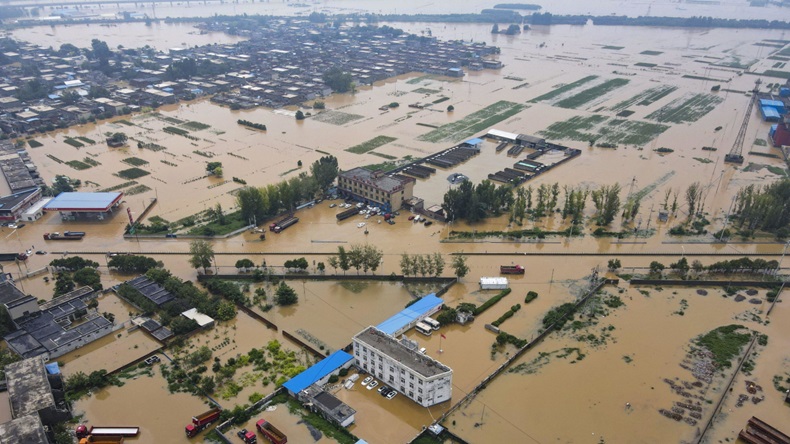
[607, 259, 621, 271]
[451, 255, 469, 280]
[215, 301, 237, 321]
[235, 259, 255, 272]
[317, 262, 326, 273]
[54, 272, 75, 296]
[337, 246, 350, 274]
[295, 110, 305, 120]
[170, 316, 199, 335]
[206, 161, 223, 175]
[313, 101, 326, 109]
[108, 132, 127, 144]
[275, 282, 298, 306]
[491, 23, 500, 33]
[310, 155, 339, 193]
[73, 268, 102, 290]
[327, 256, 339, 274]
[52, 175, 74, 195]
[685, 182, 703, 220]
[400, 253, 411, 276]
[432, 253, 445, 277]
[322, 67, 354, 93]
[189, 240, 214, 274]
[649, 261, 665, 276]
[60, 90, 81, 105]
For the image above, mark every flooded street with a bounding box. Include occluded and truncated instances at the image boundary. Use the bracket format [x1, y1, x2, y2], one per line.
[3, 7, 790, 444]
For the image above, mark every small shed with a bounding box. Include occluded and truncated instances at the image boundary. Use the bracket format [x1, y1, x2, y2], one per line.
[480, 277, 509, 290]
[761, 106, 780, 122]
[463, 138, 483, 148]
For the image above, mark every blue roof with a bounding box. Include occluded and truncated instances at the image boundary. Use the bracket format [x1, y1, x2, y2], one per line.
[762, 106, 780, 120]
[283, 350, 353, 394]
[45, 192, 122, 211]
[465, 138, 483, 146]
[376, 294, 443, 335]
[760, 99, 784, 107]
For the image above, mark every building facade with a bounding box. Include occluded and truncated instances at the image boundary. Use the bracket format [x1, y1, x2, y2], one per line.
[352, 326, 452, 407]
[337, 168, 415, 212]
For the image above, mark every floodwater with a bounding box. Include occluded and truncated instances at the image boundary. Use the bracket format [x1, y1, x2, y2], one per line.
[4, 14, 790, 444]
[11, 21, 246, 50]
[7, 0, 789, 22]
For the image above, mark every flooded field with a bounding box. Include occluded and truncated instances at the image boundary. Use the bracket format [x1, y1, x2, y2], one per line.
[3, 13, 790, 444]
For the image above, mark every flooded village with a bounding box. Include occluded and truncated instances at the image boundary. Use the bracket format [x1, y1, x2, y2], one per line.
[1, 1, 790, 443]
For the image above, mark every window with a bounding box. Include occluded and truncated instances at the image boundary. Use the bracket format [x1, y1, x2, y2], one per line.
[409, 383, 414, 388]
[418, 388, 423, 394]
[400, 377, 405, 383]
[389, 375, 394, 382]
[409, 373, 414, 380]
[418, 396, 423, 403]
[389, 366, 394, 372]
[418, 380, 423, 385]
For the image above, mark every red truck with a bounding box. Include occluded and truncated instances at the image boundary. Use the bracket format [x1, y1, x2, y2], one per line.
[500, 265, 525, 275]
[185, 407, 221, 437]
[256, 419, 287, 444]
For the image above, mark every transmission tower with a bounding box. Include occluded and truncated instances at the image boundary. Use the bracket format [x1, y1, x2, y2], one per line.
[724, 79, 762, 164]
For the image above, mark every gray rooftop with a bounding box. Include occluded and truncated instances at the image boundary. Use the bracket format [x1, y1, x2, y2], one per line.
[127, 276, 175, 306]
[354, 326, 451, 378]
[0, 281, 27, 306]
[340, 167, 411, 194]
[0, 415, 48, 444]
[5, 357, 55, 418]
[303, 385, 356, 424]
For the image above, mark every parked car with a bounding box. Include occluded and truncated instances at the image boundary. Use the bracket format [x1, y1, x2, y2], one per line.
[424, 221, 433, 227]
[367, 380, 379, 390]
[361, 376, 373, 386]
[386, 390, 398, 400]
[377, 385, 389, 394]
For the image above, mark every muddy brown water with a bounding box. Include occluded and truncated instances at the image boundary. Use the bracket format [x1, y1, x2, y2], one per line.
[4, 15, 790, 444]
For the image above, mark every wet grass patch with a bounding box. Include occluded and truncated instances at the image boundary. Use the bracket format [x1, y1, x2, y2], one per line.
[339, 281, 369, 293]
[754, 138, 767, 146]
[762, 70, 790, 79]
[125, 184, 152, 195]
[646, 93, 723, 124]
[346, 135, 397, 154]
[682, 74, 727, 82]
[77, 136, 96, 144]
[554, 78, 630, 109]
[616, 110, 635, 117]
[641, 50, 663, 55]
[529, 75, 598, 103]
[181, 121, 211, 131]
[635, 62, 657, 68]
[64, 137, 85, 148]
[603, 45, 624, 50]
[66, 160, 92, 170]
[163, 126, 190, 136]
[122, 157, 149, 166]
[116, 167, 150, 180]
[100, 181, 137, 192]
[418, 100, 526, 143]
[694, 157, 713, 164]
[26, 139, 43, 148]
[312, 110, 364, 125]
[370, 152, 397, 160]
[413, 87, 441, 94]
[695, 324, 752, 368]
[614, 85, 678, 109]
[360, 160, 397, 172]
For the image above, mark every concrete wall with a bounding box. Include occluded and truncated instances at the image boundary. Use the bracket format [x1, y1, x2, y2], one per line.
[7, 298, 38, 321]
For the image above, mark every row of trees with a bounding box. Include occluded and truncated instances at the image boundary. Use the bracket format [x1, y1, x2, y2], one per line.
[236, 156, 338, 225]
[326, 244, 384, 274]
[732, 179, 790, 235]
[399, 253, 445, 277]
[442, 180, 514, 223]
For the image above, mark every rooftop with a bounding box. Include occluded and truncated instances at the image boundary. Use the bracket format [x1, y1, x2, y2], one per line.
[44, 192, 123, 212]
[0, 188, 40, 212]
[0, 281, 27, 306]
[126, 276, 175, 306]
[0, 415, 49, 444]
[354, 327, 451, 378]
[339, 167, 412, 194]
[376, 294, 443, 336]
[181, 308, 214, 327]
[5, 357, 55, 418]
[310, 388, 356, 425]
[283, 350, 353, 394]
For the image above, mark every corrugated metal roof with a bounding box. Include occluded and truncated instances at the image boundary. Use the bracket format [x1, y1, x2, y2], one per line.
[283, 350, 353, 394]
[376, 294, 443, 335]
[44, 192, 122, 211]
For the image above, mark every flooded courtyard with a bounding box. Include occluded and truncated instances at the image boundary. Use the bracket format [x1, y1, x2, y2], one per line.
[2, 9, 790, 444]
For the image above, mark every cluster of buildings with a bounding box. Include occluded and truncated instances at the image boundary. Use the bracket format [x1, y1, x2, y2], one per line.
[0, 19, 502, 136]
[281, 294, 451, 429]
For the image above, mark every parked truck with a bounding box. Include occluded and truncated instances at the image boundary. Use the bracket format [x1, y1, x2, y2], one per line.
[256, 419, 287, 444]
[500, 265, 525, 275]
[336, 207, 359, 221]
[185, 407, 221, 437]
[44, 231, 85, 240]
[272, 216, 298, 233]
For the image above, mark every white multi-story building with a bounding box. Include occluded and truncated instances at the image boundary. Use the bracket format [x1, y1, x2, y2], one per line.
[353, 326, 452, 407]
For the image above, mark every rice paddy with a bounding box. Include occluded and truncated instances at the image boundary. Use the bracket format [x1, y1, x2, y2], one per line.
[346, 136, 398, 154]
[646, 93, 723, 124]
[609, 85, 678, 112]
[554, 78, 630, 109]
[529, 76, 599, 103]
[417, 100, 527, 143]
[311, 110, 364, 125]
[539, 114, 670, 146]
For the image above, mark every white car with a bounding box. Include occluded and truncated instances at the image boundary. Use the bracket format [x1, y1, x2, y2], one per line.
[361, 376, 373, 386]
[367, 380, 379, 390]
[386, 390, 398, 400]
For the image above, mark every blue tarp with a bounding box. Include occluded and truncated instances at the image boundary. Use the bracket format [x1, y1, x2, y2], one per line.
[464, 138, 483, 146]
[761, 106, 780, 121]
[45, 362, 60, 375]
[283, 350, 353, 394]
[376, 294, 443, 335]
